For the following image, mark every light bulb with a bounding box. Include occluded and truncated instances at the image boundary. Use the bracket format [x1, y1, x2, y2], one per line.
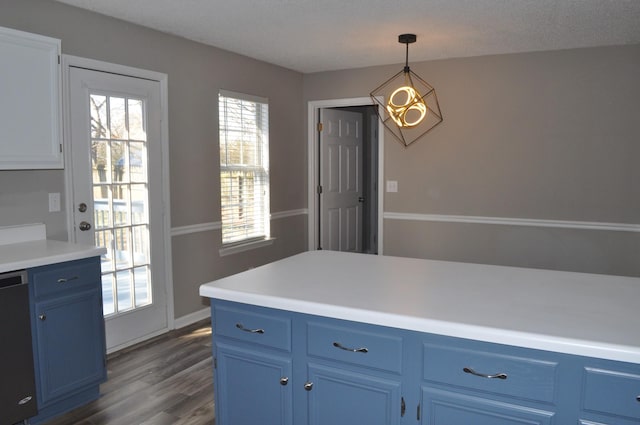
[386, 86, 427, 128]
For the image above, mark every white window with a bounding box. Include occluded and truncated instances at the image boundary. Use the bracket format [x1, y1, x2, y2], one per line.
[219, 90, 270, 247]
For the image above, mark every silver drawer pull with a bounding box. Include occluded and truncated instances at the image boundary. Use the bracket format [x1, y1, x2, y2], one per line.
[636, 395, 640, 402]
[18, 396, 33, 405]
[235, 323, 265, 334]
[333, 342, 369, 353]
[57, 276, 79, 283]
[463, 367, 507, 380]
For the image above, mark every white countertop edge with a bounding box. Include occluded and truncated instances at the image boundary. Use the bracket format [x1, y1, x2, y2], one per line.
[0, 242, 106, 273]
[200, 286, 640, 364]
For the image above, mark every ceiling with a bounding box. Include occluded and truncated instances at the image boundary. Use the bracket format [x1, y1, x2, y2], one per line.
[54, 0, 640, 73]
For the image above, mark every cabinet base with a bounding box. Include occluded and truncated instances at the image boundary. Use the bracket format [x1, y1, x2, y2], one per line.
[29, 386, 101, 425]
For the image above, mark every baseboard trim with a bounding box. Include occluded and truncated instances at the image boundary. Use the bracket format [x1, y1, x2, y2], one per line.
[383, 212, 640, 233]
[174, 307, 211, 329]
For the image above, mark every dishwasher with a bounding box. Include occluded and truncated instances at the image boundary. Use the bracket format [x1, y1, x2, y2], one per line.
[0, 270, 38, 425]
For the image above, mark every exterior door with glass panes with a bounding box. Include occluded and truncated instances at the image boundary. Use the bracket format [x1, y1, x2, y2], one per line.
[68, 66, 168, 352]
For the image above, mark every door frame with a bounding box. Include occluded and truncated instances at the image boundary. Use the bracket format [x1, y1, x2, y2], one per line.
[307, 97, 385, 254]
[61, 54, 175, 337]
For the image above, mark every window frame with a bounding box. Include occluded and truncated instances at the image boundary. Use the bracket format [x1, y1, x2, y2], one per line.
[218, 89, 272, 255]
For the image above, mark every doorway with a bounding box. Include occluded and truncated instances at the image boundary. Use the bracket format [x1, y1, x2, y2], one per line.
[308, 98, 384, 254]
[64, 56, 172, 353]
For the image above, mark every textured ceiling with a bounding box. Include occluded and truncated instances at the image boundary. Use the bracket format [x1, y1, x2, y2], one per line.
[54, 0, 640, 73]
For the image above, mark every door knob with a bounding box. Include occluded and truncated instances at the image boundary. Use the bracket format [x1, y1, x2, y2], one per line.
[279, 377, 289, 386]
[79, 221, 92, 231]
[358, 196, 365, 203]
[78, 202, 88, 212]
[304, 382, 313, 391]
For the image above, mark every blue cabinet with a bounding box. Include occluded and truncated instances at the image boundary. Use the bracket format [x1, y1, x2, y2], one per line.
[580, 359, 640, 425]
[307, 363, 402, 425]
[212, 301, 405, 425]
[28, 257, 107, 424]
[216, 342, 293, 425]
[420, 388, 555, 425]
[419, 336, 560, 424]
[213, 302, 293, 425]
[306, 320, 404, 425]
[210, 300, 640, 425]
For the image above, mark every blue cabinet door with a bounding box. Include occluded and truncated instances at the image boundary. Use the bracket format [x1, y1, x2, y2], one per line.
[421, 387, 555, 425]
[33, 289, 106, 405]
[215, 341, 293, 425]
[307, 363, 402, 425]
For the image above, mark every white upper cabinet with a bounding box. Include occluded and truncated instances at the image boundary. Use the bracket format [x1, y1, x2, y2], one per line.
[0, 26, 63, 169]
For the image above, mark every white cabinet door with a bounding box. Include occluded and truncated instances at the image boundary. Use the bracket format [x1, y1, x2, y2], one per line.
[0, 26, 62, 169]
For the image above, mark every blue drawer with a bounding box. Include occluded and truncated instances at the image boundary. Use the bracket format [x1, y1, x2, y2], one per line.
[214, 304, 291, 352]
[582, 367, 640, 420]
[422, 387, 555, 425]
[307, 322, 403, 373]
[423, 342, 558, 403]
[31, 258, 100, 299]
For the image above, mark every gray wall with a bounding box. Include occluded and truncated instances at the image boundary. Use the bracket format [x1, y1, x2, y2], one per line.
[0, 0, 307, 318]
[2, 0, 638, 324]
[304, 45, 640, 277]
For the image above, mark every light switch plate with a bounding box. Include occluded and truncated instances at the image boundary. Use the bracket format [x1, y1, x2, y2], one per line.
[48, 192, 61, 212]
[386, 180, 398, 193]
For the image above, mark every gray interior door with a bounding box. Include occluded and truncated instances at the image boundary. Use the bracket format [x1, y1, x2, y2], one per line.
[319, 108, 364, 252]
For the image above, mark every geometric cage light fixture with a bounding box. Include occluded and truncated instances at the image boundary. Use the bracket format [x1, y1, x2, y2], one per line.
[370, 34, 443, 147]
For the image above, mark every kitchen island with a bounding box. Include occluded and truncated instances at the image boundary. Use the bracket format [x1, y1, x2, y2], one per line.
[200, 250, 640, 424]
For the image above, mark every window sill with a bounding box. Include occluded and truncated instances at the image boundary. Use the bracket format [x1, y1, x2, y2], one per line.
[219, 237, 276, 257]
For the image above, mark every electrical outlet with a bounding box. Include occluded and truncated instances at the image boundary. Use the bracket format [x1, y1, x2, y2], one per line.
[48, 192, 61, 212]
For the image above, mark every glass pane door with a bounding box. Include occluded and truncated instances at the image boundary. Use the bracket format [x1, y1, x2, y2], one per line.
[90, 93, 152, 317]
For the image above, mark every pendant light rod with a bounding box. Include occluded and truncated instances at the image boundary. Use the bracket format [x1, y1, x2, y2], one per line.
[398, 33, 417, 72]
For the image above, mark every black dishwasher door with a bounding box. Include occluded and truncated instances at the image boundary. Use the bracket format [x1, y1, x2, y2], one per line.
[0, 270, 38, 425]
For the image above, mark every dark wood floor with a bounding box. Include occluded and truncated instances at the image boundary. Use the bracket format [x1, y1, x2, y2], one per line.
[43, 320, 215, 425]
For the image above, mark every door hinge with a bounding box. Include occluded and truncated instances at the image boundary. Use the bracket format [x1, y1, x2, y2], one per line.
[58, 55, 61, 65]
[214, 358, 217, 369]
[400, 396, 406, 417]
[317, 185, 323, 194]
[59, 144, 63, 153]
[417, 403, 421, 420]
[317, 122, 323, 132]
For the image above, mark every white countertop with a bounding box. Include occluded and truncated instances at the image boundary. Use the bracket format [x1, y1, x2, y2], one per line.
[200, 250, 640, 364]
[0, 239, 106, 273]
[0, 224, 105, 272]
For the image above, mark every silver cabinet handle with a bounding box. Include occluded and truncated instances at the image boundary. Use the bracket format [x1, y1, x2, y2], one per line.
[304, 382, 313, 391]
[463, 367, 507, 380]
[333, 342, 368, 353]
[18, 396, 33, 405]
[235, 323, 265, 334]
[57, 276, 79, 283]
[636, 395, 640, 402]
[39, 314, 46, 321]
[280, 377, 289, 386]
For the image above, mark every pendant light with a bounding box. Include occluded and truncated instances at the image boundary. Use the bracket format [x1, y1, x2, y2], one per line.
[370, 34, 443, 147]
